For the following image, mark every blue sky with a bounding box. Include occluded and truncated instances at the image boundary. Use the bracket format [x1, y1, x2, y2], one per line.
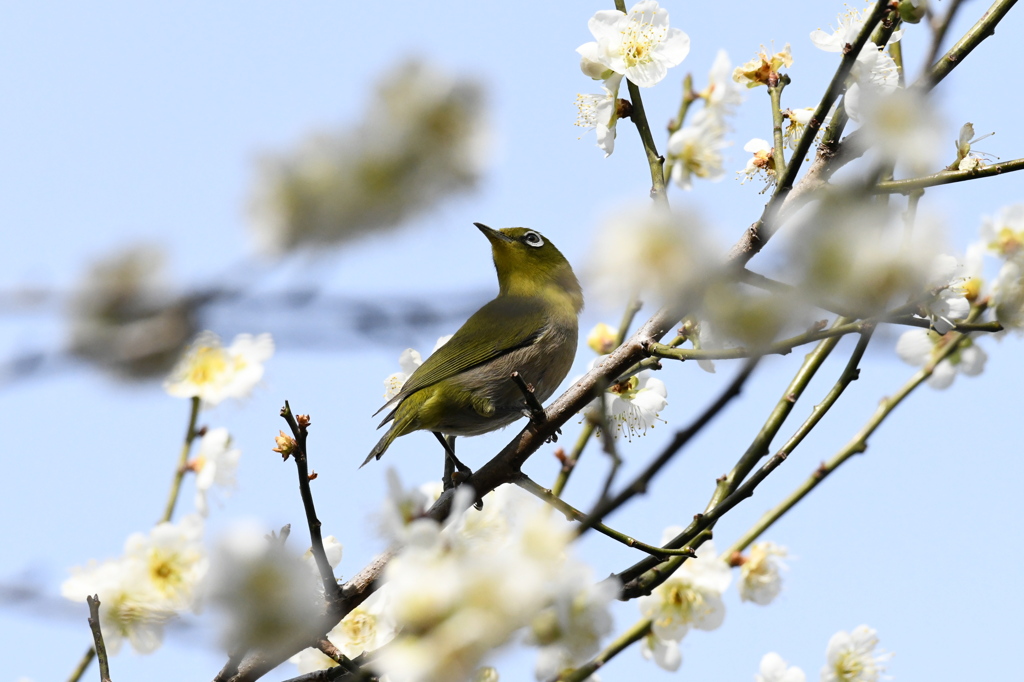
[2, 2, 1023, 681]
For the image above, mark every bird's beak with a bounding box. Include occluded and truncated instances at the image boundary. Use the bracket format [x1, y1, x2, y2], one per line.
[474, 222, 514, 244]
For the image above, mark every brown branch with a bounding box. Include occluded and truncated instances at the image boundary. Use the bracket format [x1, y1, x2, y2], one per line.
[86, 596, 111, 682]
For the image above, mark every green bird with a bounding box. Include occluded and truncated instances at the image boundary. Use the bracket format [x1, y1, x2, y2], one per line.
[362, 223, 583, 471]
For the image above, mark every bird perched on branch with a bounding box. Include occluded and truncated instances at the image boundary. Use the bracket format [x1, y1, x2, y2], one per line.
[363, 223, 583, 476]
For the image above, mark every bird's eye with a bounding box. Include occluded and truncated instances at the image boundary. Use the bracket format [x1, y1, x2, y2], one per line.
[523, 231, 544, 248]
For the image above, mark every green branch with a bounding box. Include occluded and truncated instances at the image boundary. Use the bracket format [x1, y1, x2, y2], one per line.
[161, 396, 201, 524]
[873, 157, 1024, 193]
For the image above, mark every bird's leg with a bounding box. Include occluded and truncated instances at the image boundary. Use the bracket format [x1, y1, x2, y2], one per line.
[434, 432, 471, 486]
[434, 433, 483, 510]
[511, 371, 561, 443]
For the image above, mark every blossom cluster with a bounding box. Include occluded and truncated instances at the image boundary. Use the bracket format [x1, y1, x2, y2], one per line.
[756, 624, 892, 682]
[374, 479, 617, 682]
[250, 59, 488, 254]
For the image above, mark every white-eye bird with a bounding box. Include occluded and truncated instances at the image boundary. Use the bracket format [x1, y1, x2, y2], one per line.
[362, 223, 583, 470]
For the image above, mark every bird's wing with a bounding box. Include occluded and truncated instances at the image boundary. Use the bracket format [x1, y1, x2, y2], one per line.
[373, 296, 547, 418]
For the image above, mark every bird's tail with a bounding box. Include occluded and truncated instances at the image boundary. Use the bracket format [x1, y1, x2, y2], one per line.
[361, 427, 397, 468]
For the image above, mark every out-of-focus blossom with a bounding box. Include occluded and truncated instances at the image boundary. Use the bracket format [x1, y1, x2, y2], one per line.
[576, 1, 691, 88]
[290, 588, 395, 673]
[585, 359, 667, 440]
[61, 515, 208, 655]
[61, 558, 176, 655]
[810, 4, 902, 54]
[587, 322, 618, 355]
[895, 328, 987, 389]
[383, 335, 452, 400]
[756, 652, 806, 682]
[68, 245, 196, 380]
[575, 74, 624, 157]
[820, 625, 892, 682]
[732, 44, 792, 88]
[376, 486, 613, 682]
[587, 204, 723, 308]
[981, 204, 1024, 262]
[641, 631, 682, 671]
[857, 88, 944, 171]
[993, 260, 1024, 331]
[667, 110, 730, 190]
[788, 199, 944, 317]
[250, 60, 488, 254]
[192, 428, 241, 516]
[164, 331, 274, 407]
[527, 569, 618, 680]
[701, 50, 744, 118]
[203, 523, 325, 652]
[738, 541, 788, 605]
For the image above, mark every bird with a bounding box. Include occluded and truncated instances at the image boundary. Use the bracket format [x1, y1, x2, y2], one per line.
[362, 223, 583, 473]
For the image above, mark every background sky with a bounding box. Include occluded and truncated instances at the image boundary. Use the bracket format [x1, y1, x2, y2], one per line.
[2, 1, 1022, 681]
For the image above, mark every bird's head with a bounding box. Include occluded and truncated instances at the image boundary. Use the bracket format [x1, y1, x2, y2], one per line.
[475, 223, 584, 313]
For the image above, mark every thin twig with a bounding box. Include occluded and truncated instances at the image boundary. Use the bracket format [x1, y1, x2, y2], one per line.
[511, 371, 546, 423]
[86, 596, 112, 682]
[516, 475, 696, 559]
[873, 157, 1024, 193]
[556, 618, 652, 682]
[923, 0, 968, 70]
[66, 647, 96, 682]
[280, 402, 341, 603]
[161, 396, 201, 523]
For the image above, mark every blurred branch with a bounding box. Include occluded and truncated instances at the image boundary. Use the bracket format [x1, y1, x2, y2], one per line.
[923, 0, 967, 70]
[917, 0, 1018, 92]
[85, 596, 112, 682]
[66, 647, 96, 682]
[557, 618, 652, 682]
[161, 396, 201, 524]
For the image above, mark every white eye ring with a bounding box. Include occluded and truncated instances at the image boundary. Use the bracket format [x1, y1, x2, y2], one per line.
[523, 231, 544, 248]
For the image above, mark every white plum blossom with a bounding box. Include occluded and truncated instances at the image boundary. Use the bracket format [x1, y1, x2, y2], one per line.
[784, 106, 829, 151]
[820, 625, 892, 682]
[810, 4, 902, 54]
[61, 515, 207, 655]
[789, 200, 945, 317]
[290, 588, 396, 673]
[527, 568, 619, 680]
[192, 428, 241, 517]
[950, 122, 995, 171]
[857, 87, 945, 173]
[756, 652, 806, 682]
[164, 331, 274, 407]
[577, 1, 691, 88]
[588, 204, 723, 307]
[377, 487, 612, 682]
[896, 328, 987, 389]
[122, 514, 207, 610]
[585, 359, 667, 440]
[203, 522, 325, 652]
[642, 631, 682, 671]
[383, 335, 453, 400]
[638, 535, 731, 650]
[738, 138, 775, 188]
[981, 203, 1024, 262]
[250, 60, 488, 254]
[732, 44, 793, 88]
[667, 110, 730, 190]
[922, 255, 971, 334]
[811, 5, 904, 123]
[377, 468, 444, 546]
[701, 50, 744, 119]
[993, 260, 1024, 331]
[575, 73, 624, 157]
[738, 541, 788, 605]
[61, 557, 176, 655]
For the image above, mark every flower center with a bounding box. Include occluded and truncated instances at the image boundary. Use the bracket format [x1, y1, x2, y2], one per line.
[620, 11, 665, 68]
[186, 345, 228, 386]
